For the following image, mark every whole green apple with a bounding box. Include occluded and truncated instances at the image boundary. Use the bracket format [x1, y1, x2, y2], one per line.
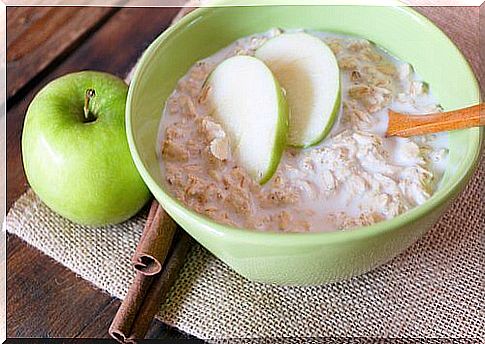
[22, 71, 150, 226]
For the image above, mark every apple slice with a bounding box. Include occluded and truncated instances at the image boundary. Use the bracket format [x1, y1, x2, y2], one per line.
[255, 32, 341, 147]
[206, 55, 288, 184]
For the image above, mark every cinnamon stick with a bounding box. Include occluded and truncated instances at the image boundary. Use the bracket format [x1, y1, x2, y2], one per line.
[108, 272, 154, 343]
[109, 232, 192, 343]
[132, 200, 177, 275]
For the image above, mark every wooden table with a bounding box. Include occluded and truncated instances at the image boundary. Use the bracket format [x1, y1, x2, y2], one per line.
[6, 5, 481, 340]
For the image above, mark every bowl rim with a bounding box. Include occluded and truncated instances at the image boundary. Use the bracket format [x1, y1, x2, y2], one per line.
[126, 1, 483, 246]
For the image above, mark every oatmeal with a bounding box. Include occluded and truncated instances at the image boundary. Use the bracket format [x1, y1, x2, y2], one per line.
[158, 29, 449, 232]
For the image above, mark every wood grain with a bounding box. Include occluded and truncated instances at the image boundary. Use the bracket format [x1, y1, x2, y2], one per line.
[6, 7, 180, 212]
[5, 5, 481, 340]
[387, 104, 485, 137]
[6, 235, 114, 337]
[76, 299, 121, 338]
[6, 7, 53, 44]
[6, 7, 117, 100]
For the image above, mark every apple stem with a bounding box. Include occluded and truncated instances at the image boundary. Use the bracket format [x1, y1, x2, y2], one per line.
[84, 89, 96, 123]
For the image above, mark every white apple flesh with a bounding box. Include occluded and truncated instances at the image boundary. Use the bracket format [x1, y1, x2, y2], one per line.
[206, 55, 289, 184]
[256, 32, 341, 147]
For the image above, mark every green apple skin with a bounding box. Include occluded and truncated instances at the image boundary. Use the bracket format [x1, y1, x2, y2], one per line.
[259, 74, 289, 185]
[298, 84, 341, 149]
[22, 71, 150, 226]
[255, 32, 341, 148]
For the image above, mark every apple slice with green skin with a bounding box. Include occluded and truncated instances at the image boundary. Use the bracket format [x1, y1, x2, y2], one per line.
[255, 32, 341, 148]
[206, 55, 289, 185]
[22, 71, 150, 226]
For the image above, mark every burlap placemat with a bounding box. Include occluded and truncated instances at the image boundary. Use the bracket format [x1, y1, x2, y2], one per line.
[6, 3, 484, 339]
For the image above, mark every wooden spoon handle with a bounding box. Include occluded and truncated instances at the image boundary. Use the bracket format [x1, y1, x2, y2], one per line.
[386, 103, 485, 137]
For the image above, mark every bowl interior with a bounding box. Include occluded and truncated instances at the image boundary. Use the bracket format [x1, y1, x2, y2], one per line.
[127, 4, 481, 242]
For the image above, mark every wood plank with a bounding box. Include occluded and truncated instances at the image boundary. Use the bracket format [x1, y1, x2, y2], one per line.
[6, 7, 181, 339]
[6, 7, 117, 100]
[6, 234, 114, 337]
[6, 7, 53, 45]
[7, 7, 180, 211]
[75, 299, 121, 338]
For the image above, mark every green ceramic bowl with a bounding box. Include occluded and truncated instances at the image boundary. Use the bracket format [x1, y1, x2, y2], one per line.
[127, 1, 482, 285]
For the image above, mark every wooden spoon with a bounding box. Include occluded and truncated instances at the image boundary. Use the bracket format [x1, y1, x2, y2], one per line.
[386, 103, 484, 137]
